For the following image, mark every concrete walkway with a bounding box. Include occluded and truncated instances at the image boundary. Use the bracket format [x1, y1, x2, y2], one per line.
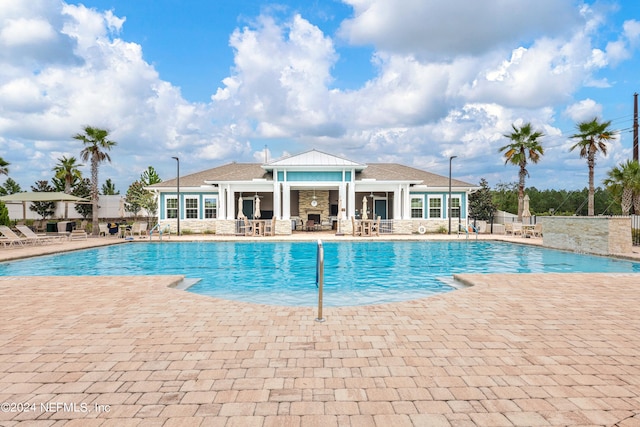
[0, 235, 639, 426]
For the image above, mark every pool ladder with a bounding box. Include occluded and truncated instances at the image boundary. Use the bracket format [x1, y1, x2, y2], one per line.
[458, 223, 479, 240]
[315, 240, 325, 322]
[149, 223, 171, 240]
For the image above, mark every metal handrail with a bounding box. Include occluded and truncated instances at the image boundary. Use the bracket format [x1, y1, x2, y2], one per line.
[149, 223, 171, 240]
[315, 240, 325, 322]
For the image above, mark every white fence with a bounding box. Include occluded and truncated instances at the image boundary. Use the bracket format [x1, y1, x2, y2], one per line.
[5, 195, 148, 220]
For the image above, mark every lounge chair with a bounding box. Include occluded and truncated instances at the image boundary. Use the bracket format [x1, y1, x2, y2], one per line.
[69, 229, 88, 240]
[16, 225, 65, 244]
[0, 225, 30, 246]
[133, 222, 148, 238]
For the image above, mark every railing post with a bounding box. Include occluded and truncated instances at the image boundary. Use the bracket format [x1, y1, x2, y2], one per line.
[315, 240, 325, 322]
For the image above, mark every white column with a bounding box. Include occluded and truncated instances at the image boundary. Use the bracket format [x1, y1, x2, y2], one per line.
[218, 185, 226, 220]
[282, 183, 291, 219]
[347, 182, 356, 219]
[273, 181, 281, 219]
[227, 187, 235, 220]
[338, 183, 346, 220]
[402, 185, 411, 219]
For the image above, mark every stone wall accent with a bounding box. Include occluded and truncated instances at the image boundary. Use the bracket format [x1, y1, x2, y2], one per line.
[157, 219, 218, 235]
[298, 190, 330, 225]
[158, 219, 295, 236]
[540, 216, 632, 255]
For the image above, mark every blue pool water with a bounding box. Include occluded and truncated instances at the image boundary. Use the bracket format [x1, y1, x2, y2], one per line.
[1, 241, 639, 306]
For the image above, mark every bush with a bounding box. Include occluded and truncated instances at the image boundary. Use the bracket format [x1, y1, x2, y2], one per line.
[0, 201, 9, 226]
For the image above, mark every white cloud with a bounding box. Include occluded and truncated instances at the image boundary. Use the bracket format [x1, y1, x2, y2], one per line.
[0, 0, 637, 192]
[563, 99, 603, 123]
[338, 0, 581, 58]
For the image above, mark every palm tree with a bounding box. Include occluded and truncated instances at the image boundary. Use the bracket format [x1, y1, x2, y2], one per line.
[570, 118, 615, 216]
[75, 126, 117, 235]
[499, 122, 545, 221]
[52, 156, 84, 219]
[0, 157, 9, 176]
[603, 160, 640, 214]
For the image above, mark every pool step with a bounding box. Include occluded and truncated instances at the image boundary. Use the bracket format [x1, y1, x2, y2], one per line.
[436, 276, 471, 290]
[173, 278, 202, 290]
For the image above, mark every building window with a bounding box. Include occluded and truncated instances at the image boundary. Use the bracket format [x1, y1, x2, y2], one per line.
[204, 197, 217, 219]
[410, 196, 424, 218]
[449, 196, 461, 218]
[429, 197, 442, 219]
[166, 197, 178, 219]
[185, 197, 198, 219]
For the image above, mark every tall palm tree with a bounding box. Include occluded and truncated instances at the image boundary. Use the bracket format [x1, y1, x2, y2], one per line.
[570, 118, 615, 216]
[75, 126, 117, 235]
[0, 157, 9, 176]
[52, 156, 83, 219]
[603, 160, 640, 214]
[499, 122, 545, 221]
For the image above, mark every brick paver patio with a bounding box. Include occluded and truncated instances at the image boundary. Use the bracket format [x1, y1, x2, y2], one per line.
[0, 237, 639, 426]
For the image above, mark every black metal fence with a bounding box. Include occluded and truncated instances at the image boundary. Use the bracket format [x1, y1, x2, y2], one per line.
[633, 215, 640, 246]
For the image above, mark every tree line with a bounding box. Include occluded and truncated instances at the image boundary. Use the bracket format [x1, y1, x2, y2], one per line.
[481, 117, 633, 220]
[0, 126, 162, 236]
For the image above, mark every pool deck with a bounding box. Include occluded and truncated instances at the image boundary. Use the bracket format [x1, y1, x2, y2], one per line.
[1, 234, 640, 426]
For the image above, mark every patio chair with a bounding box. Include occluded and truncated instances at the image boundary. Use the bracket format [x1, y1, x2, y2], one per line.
[0, 225, 30, 246]
[504, 223, 513, 235]
[15, 225, 65, 244]
[351, 217, 362, 236]
[243, 217, 254, 236]
[371, 216, 381, 237]
[98, 223, 109, 237]
[512, 222, 523, 237]
[526, 223, 543, 238]
[305, 219, 317, 231]
[264, 217, 276, 236]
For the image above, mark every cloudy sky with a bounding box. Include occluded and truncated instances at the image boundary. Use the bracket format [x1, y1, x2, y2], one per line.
[1, 0, 639, 194]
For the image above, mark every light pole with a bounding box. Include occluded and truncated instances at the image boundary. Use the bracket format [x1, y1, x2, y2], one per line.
[448, 155, 457, 234]
[171, 156, 180, 236]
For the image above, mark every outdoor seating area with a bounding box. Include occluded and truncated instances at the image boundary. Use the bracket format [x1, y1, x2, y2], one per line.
[0, 224, 65, 247]
[505, 221, 543, 238]
[98, 221, 149, 238]
[352, 216, 381, 237]
[241, 217, 276, 237]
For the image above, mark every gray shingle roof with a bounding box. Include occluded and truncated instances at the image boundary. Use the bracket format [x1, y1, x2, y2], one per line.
[152, 161, 475, 188]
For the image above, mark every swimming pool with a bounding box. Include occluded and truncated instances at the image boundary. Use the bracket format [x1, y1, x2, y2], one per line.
[1, 241, 639, 306]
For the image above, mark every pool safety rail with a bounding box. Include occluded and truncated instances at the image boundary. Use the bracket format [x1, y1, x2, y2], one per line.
[458, 223, 479, 240]
[315, 240, 325, 322]
[149, 223, 171, 240]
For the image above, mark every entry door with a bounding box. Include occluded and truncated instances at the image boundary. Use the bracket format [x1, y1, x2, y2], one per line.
[243, 199, 255, 219]
[374, 199, 387, 220]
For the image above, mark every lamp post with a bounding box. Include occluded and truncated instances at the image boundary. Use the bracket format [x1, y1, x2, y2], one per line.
[171, 156, 180, 236]
[448, 155, 457, 234]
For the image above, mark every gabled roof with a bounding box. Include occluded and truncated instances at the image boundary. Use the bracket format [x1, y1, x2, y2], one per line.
[150, 163, 271, 188]
[264, 149, 366, 170]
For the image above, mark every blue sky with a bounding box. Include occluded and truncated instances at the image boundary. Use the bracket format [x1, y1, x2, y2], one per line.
[1, 0, 640, 197]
